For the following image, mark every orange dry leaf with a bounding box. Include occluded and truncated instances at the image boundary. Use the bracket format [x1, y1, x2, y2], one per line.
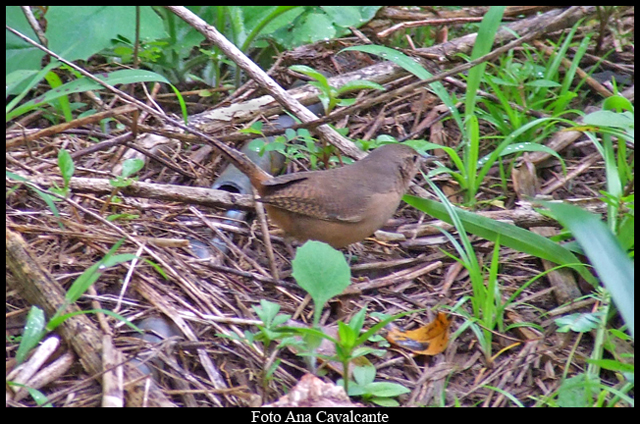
[385, 312, 451, 356]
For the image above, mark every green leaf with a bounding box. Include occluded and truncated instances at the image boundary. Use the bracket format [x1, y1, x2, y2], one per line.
[340, 44, 464, 132]
[337, 321, 357, 350]
[270, 314, 291, 328]
[57, 149, 75, 187]
[254, 299, 280, 324]
[292, 13, 336, 45]
[371, 397, 400, 407]
[240, 6, 299, 52]
[6, 6, 47, 76]
[321, 6, 366, 28]
[64, 239, 130, 304]
[586, 358, 634, 374]
[101, 253, 137, 269]
[6, 61, 62, 117]
[107, 213, 139, 222]
[336, 80, 385, 96]
[404, 195, 597, 285]
[6, 69, 40, 96]
[525, 79, 562, 88]
[617, 213, 634, 252]
[291, 241, 351, 325]
[7, 69, 172, 122]
[253, 299, 291, 329]
[465, 6, 505, 116]
[355, 309, 418, 347]
[583, 110, 634, 130]
[46, 6, 166, 62]
[6, 171, 63, 228]
[557, 373, 598, 407]
[342, 45, 427, 79]
[541, 201, 634, 338]
[365, 382, 411, 397]
[555, 312, 602, 333]
[353, 364, 376, 386]
[289, 65, 329, 91]
[47, 308, 142, 333]
[6, 382, 52, 407]
[63, 263, 103, 305]
[109, 176, 132, 188]
[336, 98, 357, 107]
[16, 306, 46, 364]
[121, 158, 144, 178]
[497, 142, 564, 160]
[348, 306, 367, 334]
[44, 70, 73, 122]
[602, 94, 634, 112]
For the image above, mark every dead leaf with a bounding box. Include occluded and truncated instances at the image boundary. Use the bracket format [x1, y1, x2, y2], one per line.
[385, 312, 450, 356]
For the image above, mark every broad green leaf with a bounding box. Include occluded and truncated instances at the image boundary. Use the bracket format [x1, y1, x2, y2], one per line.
[555, 312, 602, 333]
[366, 382, 411, 397]
[6, 6, 47, 75]
[353, 364, 376, 386]
[121, 158, 144, 179]
[46, 6, 165, 62]
[583, 110, 634, 130]
[557, 373, 598, 407]
[602, 95, 634, 112]
[291, 241, 351, 325]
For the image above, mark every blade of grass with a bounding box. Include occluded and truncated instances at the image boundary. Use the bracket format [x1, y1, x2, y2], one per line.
[465, 6, 505, 116]
[340, 44, 463, 132]
[540, 200, 634, 339]
[404, 195, 597, 285]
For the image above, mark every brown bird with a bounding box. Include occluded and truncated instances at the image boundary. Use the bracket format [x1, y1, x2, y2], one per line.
[212, 140, 426, 248]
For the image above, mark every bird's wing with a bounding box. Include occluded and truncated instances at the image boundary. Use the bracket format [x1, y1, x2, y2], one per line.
[260, 174, 365, 223]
